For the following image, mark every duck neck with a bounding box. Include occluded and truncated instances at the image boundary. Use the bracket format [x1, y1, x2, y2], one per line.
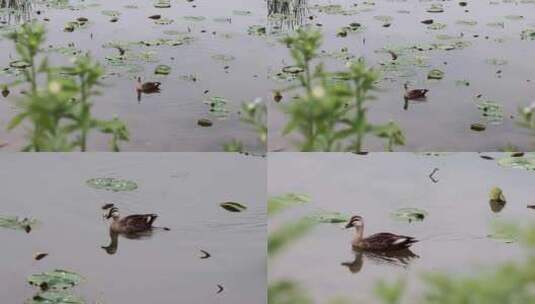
[352, 225, 364, 246]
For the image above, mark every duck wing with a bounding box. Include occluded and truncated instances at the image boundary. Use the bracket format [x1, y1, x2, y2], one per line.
[363, 233, 418, 251]
[120, 214, 158, 232]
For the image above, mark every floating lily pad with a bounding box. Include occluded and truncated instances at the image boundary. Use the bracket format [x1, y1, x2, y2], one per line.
[498, 156, 535, 171]
[521, 29, 535, 40]
[427, 69, 444, 80]
[9, 60, 31, 69]
[391, 208, 428, 223]
[233, 10, 252, 16]
[477, 101, 504, 125]
[220, 202, 247, 212]
[457, 19, 477, 26]
[0, 215, 37, 232]
[247, 25, 266, 36]
[86, 178, 138, 192]
[485, 58, 508, 66]
[183, 16, 205, 22]
[306, 212, 351, 224]
[212, 54, 235, 62]
[427, 23, 446, 30]
[153, 0, 170, 8]
[154, 64, 171, 75]
[28, 269, 84, 290]
[154, 18, 174, 25]
[268, 193, 311, 215]
[27, 290, 84, 304]
[505, 15, 524, 20]
[101, 10, 120, 17]
[427, 4, 444, 13]
[204, 96, 230, 118]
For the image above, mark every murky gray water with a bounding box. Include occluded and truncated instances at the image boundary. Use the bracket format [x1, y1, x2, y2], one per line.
[269, 153, 534, 303]
[0, 153, 266, 303]
[0, 0, 269, 152]
[2, 0, 534, 151]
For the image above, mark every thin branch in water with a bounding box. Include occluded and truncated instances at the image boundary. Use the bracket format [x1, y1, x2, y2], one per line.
[428, 168, 439, 183]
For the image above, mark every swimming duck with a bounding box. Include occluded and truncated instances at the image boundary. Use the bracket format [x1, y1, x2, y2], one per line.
[403, 83, 428, 101]
[105, 206, 158, 234]
[136, 77, 161, 94]
[345, 215, 418, 251]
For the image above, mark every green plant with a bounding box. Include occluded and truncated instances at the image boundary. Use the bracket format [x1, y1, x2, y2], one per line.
[223, 98, 267, 153]
[5, 22, 129, 151]
[280, 29, 406, 152]
[375, 223, 535, 304]
[518, 103, 535, 144]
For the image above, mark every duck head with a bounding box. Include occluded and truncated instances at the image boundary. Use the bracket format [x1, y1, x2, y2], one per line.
[104, 206, 120, 220]
[345, 215, 364, 229]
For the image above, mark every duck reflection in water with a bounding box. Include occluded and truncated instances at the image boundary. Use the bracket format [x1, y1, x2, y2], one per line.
[341, 215, 419, 273]
[341, 248, 419, 274]
[101, 204, 168, 255]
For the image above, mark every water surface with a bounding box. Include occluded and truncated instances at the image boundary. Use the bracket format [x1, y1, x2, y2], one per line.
[0, 153, 266, 303]
[269, 153, 534, 303]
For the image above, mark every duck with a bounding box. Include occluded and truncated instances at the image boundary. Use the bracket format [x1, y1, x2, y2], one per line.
[345, 215, 418, 251]
[105, 206, 158, 234]
[136, 77, 161, 94]
[403, 83, 428, 101]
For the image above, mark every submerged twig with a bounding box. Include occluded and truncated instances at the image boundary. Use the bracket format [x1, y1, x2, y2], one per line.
[428, 168, 439, 183]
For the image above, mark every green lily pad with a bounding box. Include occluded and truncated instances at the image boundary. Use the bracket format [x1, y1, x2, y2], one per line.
[477, 101, 504, 125]
[521, 29, 535, 40]
[28, 269, 84, 290]
[233, 10, 252, 16]
[153, 0, 171, 8]
[427, 23, 446, 30]
[86, 178, 138, 192]
[0, 215, 37, 233]
[101, 10, 120, 17]
[183, 16, 205, 22]
[485, 58, 508, 66]
[391, 208, 428, 223]
[498, 156, 535, 171]
[154, 18, 174, 25]
[154, 64, 171, 75]
[505, 15, 524, 20]
[268, 193, 311, 215]
[427, 4, 444, 13]
[220, 202, 247, 212]
[427, 69, 444, 80]
[204, 96, 230, 118]
[27, 290, 84, 304]
[247, 25, 266, 36]
[9, 60, 31, 69]
[212, 54, 235, 62]
[306, 212, 351, 224]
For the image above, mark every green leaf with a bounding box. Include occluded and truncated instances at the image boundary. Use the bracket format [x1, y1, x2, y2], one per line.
[28, 269, 84, 290]
[268, 193, 311, 215]
[86, 177, 138, 192]
[220, 202, 247, 212]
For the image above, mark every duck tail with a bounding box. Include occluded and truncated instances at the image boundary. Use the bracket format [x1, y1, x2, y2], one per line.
[147, 214, 158, 226]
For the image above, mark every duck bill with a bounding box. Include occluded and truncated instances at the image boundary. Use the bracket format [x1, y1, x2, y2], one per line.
[344, 223, 353, 229]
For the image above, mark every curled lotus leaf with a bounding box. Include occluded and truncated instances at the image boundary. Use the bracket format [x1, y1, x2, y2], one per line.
[391, 208, 428, 222]
[154, 65, 171, 75]
[220, 202, 247, 212]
